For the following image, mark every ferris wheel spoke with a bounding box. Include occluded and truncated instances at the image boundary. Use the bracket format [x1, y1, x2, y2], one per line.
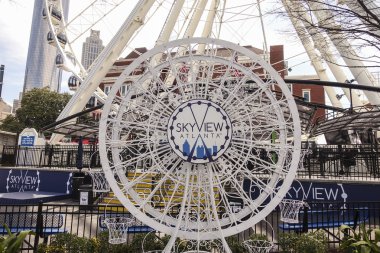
[110, 118, 167, 132]
[231, 138, 291, 151]
[227, 100, 282, 122]
[64, 0, 128, 43]
[106, 138, 150, 148]
[221, 148, 281, 176]
[231, 121, 283, 133]
[195, 63, 216, 100]
[143, 62, 172, 92]
[220, 147, 249, 164]
[108, 144, 171, 170]
[240, 170, 278, 197]
[206, 167, 226, 235]
[123, 112, 169, 129]
[161, 56, 190, 93]
[122, 97, 173, 120]
[223, 90, 272, 115]
[132, 85, 177, 116]
[164, 165, 192, 237]
[137, 156, 182, 208]
[227, 174, 260, 214]
[209, 163, 240, 225]
[123, 153, 179, 191]
[157, 172, 187, 222]
[218, 78, 248, 108]
[183, 172, 199, 229]
[110, 119, 163, 132]
[230, 139, 273, 150]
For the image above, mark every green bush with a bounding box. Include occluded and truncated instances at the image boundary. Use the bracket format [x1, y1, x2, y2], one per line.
[0, 224, 34, 253]
[249, 233, 270, 241]
[37, 233, 99, 253]
[129, 233, 166, 253]
[339, 224, 380, 253]
[226, 236, 247, 253]
[37, 232, 165, 253]
[278, 231, 328, 253]
[96, 231, 130, 253]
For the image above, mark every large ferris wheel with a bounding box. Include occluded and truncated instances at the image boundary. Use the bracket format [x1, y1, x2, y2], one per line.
[43, 0, 380, 143]
[43, 0, 380, 251]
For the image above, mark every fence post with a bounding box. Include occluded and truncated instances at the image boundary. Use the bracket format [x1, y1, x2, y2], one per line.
[353, 209, 360, 230]
[301, 205, 309, 233]
[34, 201, 43, 253]
[12, 145, 18, 166]
[48, 146, 53, 167]
[1, 144, 4, 164]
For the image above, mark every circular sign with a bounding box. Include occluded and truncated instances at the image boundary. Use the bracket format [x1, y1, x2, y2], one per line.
[167, 99, 232, 164]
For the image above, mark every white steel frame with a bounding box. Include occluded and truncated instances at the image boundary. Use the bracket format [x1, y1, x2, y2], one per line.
[98, 37, 301, 252]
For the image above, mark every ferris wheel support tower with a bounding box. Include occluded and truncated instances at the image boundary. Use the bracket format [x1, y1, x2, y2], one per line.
[162, 0, 218, 87]
[293, 2, 363, 107]
[50, 0, 156, 144]
[196, 0, 220, 54]
[338, 0, 380, 39]
[309, 1, 380, 105]
[282, 0, 343, 108]
[50, 0, 214, 144]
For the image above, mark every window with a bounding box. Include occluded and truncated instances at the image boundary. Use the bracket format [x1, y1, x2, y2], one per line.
[120, 84, 128, 96]
[288, 83, 293, 94]
[104, 85, 111, 95]
[302, 89, 311, 102]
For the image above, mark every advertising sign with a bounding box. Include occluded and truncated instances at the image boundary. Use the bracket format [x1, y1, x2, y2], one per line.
[0, 169, 72, 193]
[20, 136, 35, 147]
[80, 191, 89, 205]
[245, 179, 380, 203]
[167, 99, 232, 164]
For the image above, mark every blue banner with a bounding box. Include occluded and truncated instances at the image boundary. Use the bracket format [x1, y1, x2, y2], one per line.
[244, 179, 380, 203]
[286, 181, 380, 202]
[0, 169, 72, 194]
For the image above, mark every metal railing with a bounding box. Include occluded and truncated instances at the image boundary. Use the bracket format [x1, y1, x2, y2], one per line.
[1, 201, 379, 252]
[1, 143, 379, 181]
[298, 144, 380, 180]
[1, 145, 101, 169]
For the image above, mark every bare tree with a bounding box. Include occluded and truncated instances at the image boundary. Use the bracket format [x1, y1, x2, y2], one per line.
[281, 0, 380, 67]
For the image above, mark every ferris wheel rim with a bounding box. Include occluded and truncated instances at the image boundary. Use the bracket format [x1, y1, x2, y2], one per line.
[99, 37, 301, 240]
[44, 0, 86, 79]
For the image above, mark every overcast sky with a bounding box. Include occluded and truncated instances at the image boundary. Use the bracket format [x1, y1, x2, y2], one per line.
[0, 0, 315, 106]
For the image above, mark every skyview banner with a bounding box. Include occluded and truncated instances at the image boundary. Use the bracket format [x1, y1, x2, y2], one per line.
[0, 169, 72, 194]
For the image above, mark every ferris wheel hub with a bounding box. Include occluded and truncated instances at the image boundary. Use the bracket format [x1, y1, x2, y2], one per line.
[167, 99, 232, 164]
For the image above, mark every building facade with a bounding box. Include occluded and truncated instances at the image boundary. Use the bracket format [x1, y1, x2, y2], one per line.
[12, 92, 22, 114]
[81, 30, 104, 70]
[23, 0, 70, 93]
[95, 45, 325, 125]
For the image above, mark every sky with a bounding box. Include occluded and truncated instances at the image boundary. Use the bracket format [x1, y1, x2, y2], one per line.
[0, 0, 316, 106]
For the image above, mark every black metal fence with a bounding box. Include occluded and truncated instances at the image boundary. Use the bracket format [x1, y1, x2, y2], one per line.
[298, 144, 380, 180]
[1, 145, 101, 169]
[2, 143, 380, 180]
[1, 201, 379, 252]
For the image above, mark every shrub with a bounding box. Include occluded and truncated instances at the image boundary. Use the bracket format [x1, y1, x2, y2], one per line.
[96, 231, 130, 253]
[226, 236, 247, 253]
[339, 224, 380, 253]
[129, 233, 165, 253]
[38, 232, 164, 253]
[0, 224, 34, 253]
[37, 233, 99, 253]
[278, 231, 328, 253]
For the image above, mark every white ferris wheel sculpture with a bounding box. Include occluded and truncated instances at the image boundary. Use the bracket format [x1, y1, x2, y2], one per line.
[98, 37, 301, 252]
